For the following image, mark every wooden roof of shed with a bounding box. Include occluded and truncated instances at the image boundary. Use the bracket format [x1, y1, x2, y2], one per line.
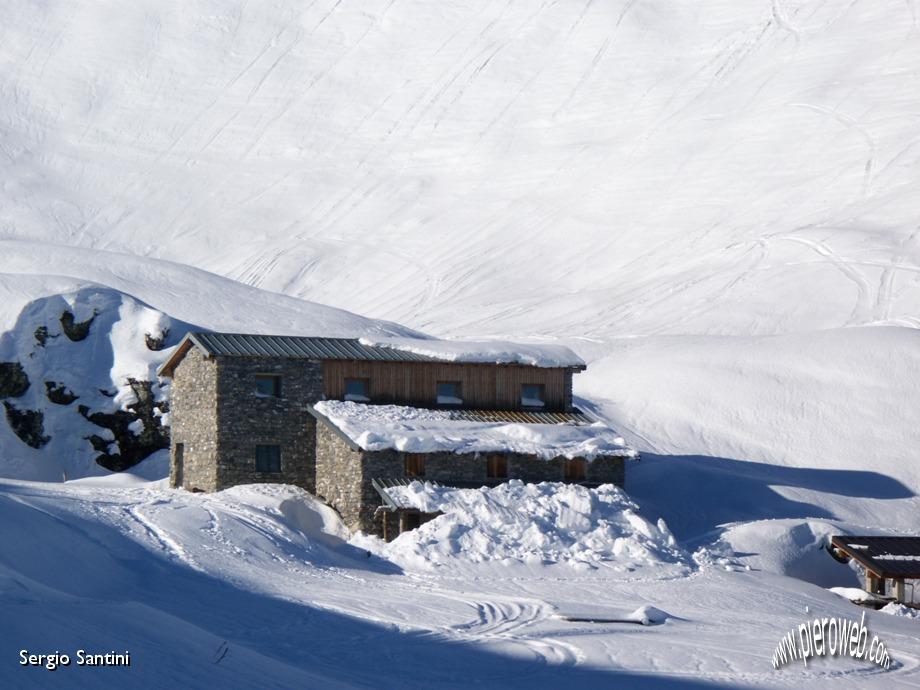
[830, 535, 920, 579]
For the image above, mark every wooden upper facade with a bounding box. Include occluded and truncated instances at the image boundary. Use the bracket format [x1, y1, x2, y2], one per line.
[322, 360, 573, 411]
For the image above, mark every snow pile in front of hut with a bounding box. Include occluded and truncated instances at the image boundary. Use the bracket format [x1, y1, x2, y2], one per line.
[356, 480, 688, 575]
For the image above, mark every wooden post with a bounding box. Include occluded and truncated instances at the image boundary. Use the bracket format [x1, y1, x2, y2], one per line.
[866, 572, 885, 595]
[894, 578, 907, 603]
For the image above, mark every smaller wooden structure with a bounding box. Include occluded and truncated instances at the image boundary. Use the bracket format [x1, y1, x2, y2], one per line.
[830, 535, 920, 607]
[372, 478, 443, 541]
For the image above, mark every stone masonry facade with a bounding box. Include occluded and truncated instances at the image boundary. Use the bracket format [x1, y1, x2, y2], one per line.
[215, 357, 322, 492]
[169, 350, 219, 491]
[314, 420, 625, 536]
[170, 354, 322, 493]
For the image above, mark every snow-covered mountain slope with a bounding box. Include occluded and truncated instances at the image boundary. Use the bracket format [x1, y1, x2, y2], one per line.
[0, 0, 915, 533]
[579, 326, 920, 538]
[2, 0, 919, 337]
[3, 479, 918, 689]
[1, 3, 919, 685]
[0, 0, 914, 522]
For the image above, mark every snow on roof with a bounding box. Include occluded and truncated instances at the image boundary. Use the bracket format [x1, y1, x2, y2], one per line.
[311, 400, 636, 460]
[358, 336, 586, 369]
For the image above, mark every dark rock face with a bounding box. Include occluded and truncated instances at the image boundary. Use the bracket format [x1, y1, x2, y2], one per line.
[80, 379, 169, 471]
[3, 402, 50, 448]
[60, 311, 96, 342]
[45, 381, 79, 405]
[145, 329, 170, 351]
[34, 326, 53, 347]
[0, 362, 30, 398]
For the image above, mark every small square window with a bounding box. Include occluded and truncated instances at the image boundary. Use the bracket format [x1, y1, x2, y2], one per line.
[405, 453, 426, 477]
[344, 378, 370, 402]
[486, 454, 508, 479]
[255, 374, 282, 398]
[564, 458, 586, 482]
[437, 381, 463, 406]
[521, 383, 545, 408]
[255, 444, 281, 473]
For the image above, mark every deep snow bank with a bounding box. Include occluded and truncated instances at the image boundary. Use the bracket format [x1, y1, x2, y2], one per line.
[356, 480, 688, 574]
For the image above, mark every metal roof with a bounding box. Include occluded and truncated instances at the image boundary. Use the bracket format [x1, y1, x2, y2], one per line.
[190, 331, 439, 362]
[448, 409, 593, 425]
[830, 536, 920, 579]
[158, 331, 584, 377]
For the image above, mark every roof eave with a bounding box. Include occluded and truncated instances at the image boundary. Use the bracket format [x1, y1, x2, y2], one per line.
[156, 332, 209, 378]
[306, 404, 362, 451]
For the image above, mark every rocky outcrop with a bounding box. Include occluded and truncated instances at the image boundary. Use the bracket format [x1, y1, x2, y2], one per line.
[0, 362, 30, 398]
[34, 326, 53, 347]
[3, 402, 50, 448]
[80, 379, 169, 471]
[145, 329, 170, 351]
[60, 310, 96, 342]
[45, 381, 79, 405]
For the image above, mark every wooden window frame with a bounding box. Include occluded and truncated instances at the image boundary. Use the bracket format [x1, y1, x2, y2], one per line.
[564, 458, 587, 482]
[344, 377, 370, 402]
[255, 373, 282, 398]
[521, 383, 546, 408]
[486, 454, 508, 479]
[404, 453, 426, 478]
[436, 381, 463, 406]
[255, 444, 282, 473]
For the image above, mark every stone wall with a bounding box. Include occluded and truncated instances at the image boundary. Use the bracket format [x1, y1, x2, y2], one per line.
[169, 350, 218, 491]
[314, 422, 366, 531]
[215, 357, 323, 492]
[313, 418, 626, 536]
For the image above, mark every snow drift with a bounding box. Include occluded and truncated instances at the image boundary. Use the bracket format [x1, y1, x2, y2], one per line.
[358, 480, 688, 574]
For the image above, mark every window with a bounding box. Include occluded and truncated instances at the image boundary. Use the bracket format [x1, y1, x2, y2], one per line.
[255, 444, 281, 473]
[436, 381, 463, 406]
[564, 458, 586, 482]
[403, 512, 422, 531]
[486, 454, 508, 479]
[404, 453, 426, 477]
[521, 383, 545, 408]
[255, 374, 282, 398]
[344, 377, 370, 402]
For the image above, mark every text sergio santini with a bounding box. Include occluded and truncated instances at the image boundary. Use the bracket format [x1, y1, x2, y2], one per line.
[20, 649, 131, 670]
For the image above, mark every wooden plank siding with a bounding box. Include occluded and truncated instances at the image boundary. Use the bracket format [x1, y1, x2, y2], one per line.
[322, 361, 574, 411]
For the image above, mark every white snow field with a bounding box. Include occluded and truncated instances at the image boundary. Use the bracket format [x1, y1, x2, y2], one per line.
[1, 0, 919, 687]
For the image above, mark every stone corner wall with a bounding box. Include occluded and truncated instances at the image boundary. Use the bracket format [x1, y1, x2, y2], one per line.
[315, 421, 368, 531]
[169, 350, 218, 492]
[215, 357, 323, 493]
